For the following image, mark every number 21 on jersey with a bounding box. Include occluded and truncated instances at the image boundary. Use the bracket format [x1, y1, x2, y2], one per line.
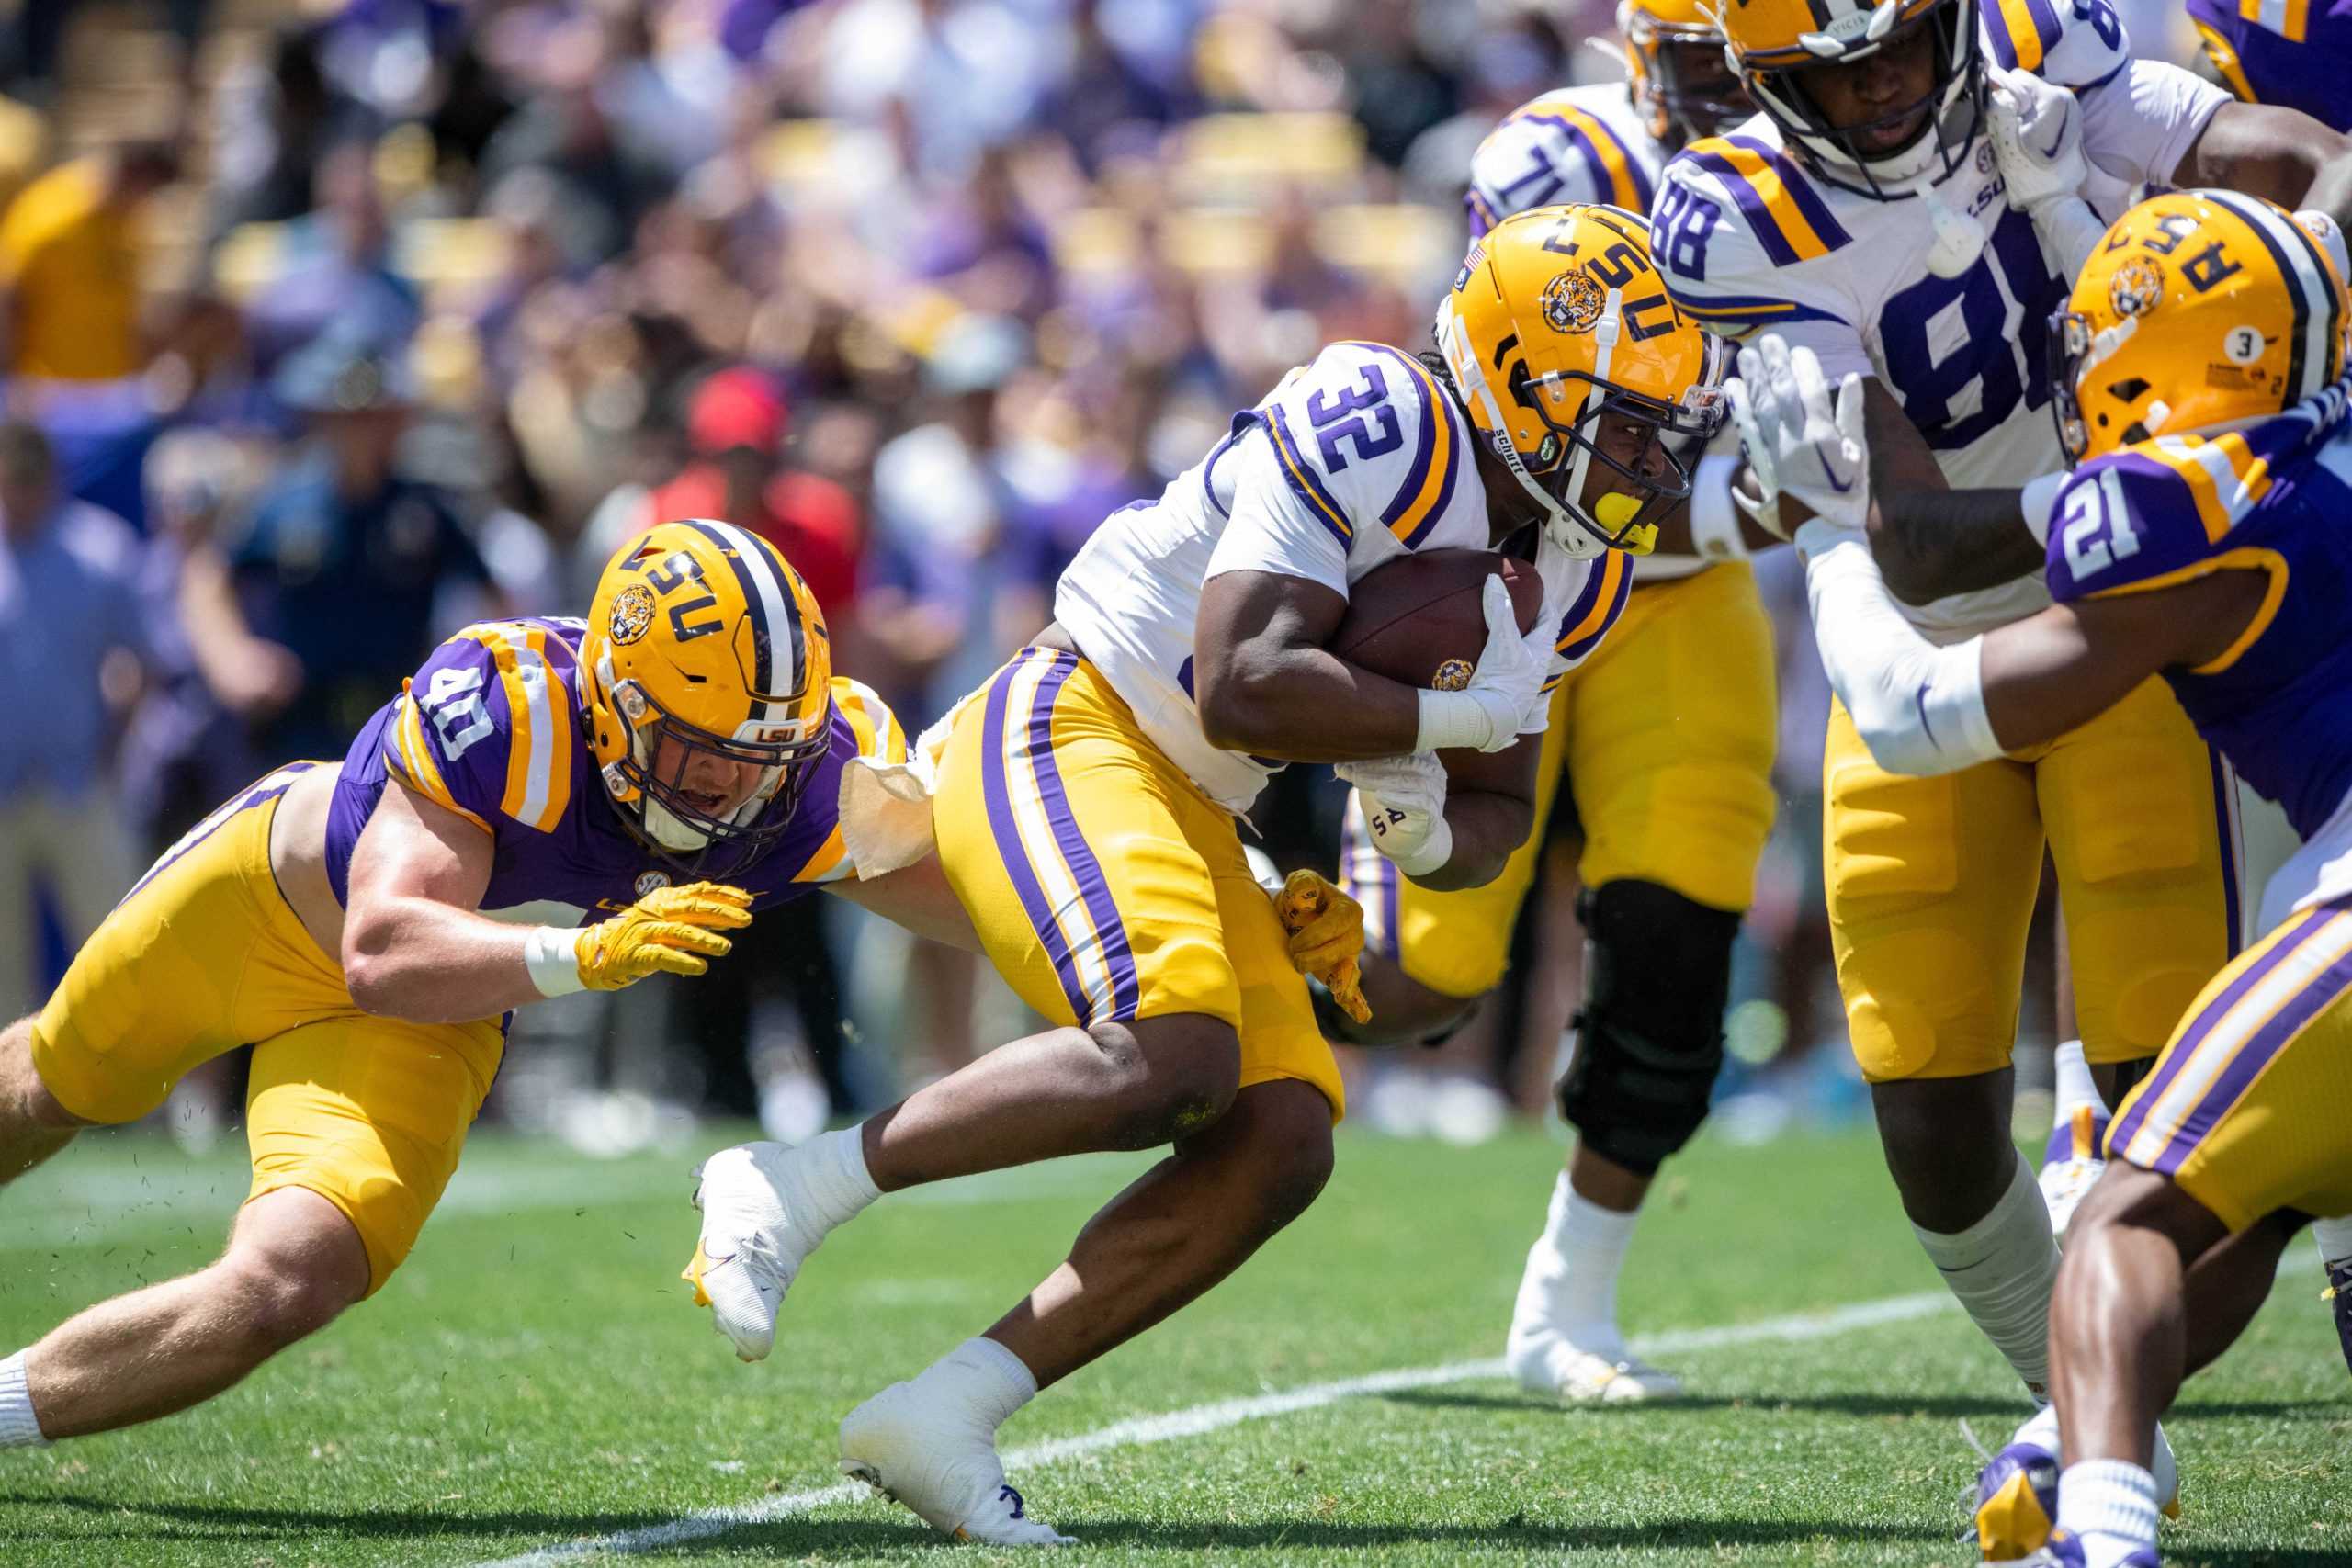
[2060, 468, 2141, 579]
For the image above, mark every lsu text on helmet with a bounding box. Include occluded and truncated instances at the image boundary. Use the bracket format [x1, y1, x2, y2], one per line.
[2052, 190, 2351, 464]
[1432, 203, 1728, 558]
[582, 518, 835, 876]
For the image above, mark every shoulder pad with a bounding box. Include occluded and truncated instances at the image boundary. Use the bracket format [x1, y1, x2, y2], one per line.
[1980, 0, 2131, 86]
[1469, 89, 1657, 233]
[1652, 141, 1858, 338]
[1543, 549, 1634, 690]
[1249, 342, 1470, 552]
[830, 675, 910, 766]
[384, 622, 581, 835]
[2043, 437, 2249, 602]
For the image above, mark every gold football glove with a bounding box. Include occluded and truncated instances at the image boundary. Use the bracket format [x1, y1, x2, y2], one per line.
[1272, 869, 1372, 1025]
[576, 882, 753, 990]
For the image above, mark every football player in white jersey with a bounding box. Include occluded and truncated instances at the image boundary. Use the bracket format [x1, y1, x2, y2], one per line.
[1323, 0, 1777, 1407]
[680, 206, 1730, 1545]
[1650, 0, 2352, 1417]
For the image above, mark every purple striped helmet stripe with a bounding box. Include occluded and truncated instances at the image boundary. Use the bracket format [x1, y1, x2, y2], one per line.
[2149, 937, 2352, 1176]
[1023, 657, 1142, 1021]
[978, 654, 1094, 1022]
[2109, 906, 2335, 1154]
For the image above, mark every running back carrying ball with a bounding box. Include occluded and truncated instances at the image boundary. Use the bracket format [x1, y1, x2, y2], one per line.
[1329, 550, 1546, 692]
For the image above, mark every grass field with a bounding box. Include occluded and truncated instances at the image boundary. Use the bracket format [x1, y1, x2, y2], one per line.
[2, 1119, 2346, 1566]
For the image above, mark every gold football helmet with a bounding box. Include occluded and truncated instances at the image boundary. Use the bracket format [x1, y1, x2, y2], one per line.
[2052, 190, 2350, 464]
[582, 519, 834, 873]
[1432, 204, 1726, 557]
[1619, 0, 1749, 147]
[1715, 0, 1982, 190]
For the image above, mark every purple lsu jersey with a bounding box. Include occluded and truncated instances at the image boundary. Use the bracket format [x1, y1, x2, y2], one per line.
[326, 616, 906, 924]
[2043, 384, 2352, 840]
[2189, 0, 2352, 131]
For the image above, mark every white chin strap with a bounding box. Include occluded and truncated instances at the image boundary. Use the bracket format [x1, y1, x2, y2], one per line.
[1547, 288, 1627, 557]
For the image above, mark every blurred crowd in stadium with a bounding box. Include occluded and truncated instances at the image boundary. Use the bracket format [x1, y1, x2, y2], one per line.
[0, 0, 2142, 1154]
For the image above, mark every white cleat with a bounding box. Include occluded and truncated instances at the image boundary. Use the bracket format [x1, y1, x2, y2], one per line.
[1508, 1332, 1683, 1404]
[840, 1382, 1075, 1547]
[683, 1141, 841, 1361]
[2038, 1107, 2109, 1241]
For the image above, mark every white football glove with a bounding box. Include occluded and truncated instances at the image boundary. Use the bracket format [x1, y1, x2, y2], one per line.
[1338, 752, 1453, 879]
[1731, 337, 1869, 546]
[1413, 576, 1550, 754]
[1724, 371, 1788, 541]
[1985, 66, 2106, 277]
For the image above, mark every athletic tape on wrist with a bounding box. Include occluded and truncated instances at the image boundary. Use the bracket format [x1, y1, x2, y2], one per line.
[525, 925, 587, 998]
[1689, 452, 1747, 561]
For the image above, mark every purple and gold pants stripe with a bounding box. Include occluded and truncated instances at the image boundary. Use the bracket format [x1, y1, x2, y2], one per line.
[978, 649, 1141, 1025]
[2111, 905, 2352, 1175]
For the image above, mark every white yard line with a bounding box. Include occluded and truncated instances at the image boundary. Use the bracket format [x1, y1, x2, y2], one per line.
[474, 1289, 1957, 1566]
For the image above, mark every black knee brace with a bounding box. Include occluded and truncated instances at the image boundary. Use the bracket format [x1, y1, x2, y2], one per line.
[1555, 880, 1741, 1178]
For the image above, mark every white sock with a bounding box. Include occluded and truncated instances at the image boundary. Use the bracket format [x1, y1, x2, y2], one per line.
[2057, 1459, 2160, 1568]
[1913, 1154, 2060, 1393]
[0, 1352, 49, 1449]
[913, 1337, 1038, 1433]
[805, 1126, 884, 1229]
[2312, 1213, 2352, 1268]
[2052, 1040, 2101, 1122]
[1520, 1170, 1640, 1355]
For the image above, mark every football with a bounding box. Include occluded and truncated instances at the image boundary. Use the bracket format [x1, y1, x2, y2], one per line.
[1329, 549, 1547, 691]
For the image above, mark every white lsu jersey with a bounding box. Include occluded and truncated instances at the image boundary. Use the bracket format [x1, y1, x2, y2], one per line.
[1651, 0, 2230, 639]
[1054, 341, 1633, 813]
[1467, 83, 1668, 238]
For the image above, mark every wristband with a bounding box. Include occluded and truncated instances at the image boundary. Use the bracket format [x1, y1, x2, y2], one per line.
[2018, 471, 2065, 547]
[1414, 687, 1494, 753]
[1688, 453, 1747, 561]
[1388, 812, 1454, 880]
[2034, 197, 2108, 281]
[525, 925, 586, 998]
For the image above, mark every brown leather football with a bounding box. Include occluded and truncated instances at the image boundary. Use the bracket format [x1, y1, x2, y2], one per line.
[1329, 550, 1546, 689]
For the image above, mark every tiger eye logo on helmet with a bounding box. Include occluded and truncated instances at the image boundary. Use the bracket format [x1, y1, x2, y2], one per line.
[608, 583, 658, 646]
[2109, 257, 2165, 321]
[1542, 271, 1606, 334]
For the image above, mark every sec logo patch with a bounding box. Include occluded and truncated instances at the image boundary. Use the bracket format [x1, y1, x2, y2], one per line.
[635, 871, 672, 897]
[609, 584, 657, 646]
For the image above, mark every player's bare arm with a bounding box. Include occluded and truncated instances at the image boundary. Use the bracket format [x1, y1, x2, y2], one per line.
[827, 854, 984, 955]
[1404, 731, 1541, 892]
[1968, 577, 2269, 753]
[335, 776, 525, 1021]
[1191, 571, 1424, 761]
[340, 777, 747, 1021]
[1191, 571, 1540, 887]
[2175, 100, 2352, 227]
[1859, 378, 2047, 604]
